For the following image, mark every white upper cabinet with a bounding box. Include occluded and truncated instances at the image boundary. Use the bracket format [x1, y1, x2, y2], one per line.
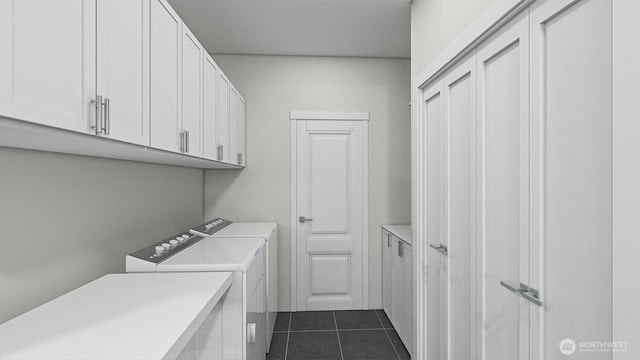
[217, 71, 230, 162]
[237, 95, 246, 166]
[0, 0, 96, 133]
[181, 25, 203, 157]
[203, 55, 218, 161]
[149, 0, 182, 153]
[96, 0, 150, 145]
[229, 85, 238, 165]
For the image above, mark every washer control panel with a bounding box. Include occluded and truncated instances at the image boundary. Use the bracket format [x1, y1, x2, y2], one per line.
[191, 218, 232, 236]
[127, 232, 203, 264]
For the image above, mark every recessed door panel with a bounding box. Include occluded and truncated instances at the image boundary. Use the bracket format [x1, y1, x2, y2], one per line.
[530, 0, 612, 358]
[477, 10, 529, 360]
[310, 255, 351, 296]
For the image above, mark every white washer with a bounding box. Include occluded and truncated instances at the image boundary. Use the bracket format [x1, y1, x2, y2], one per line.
[191, 221, 278, 352]
[126, 227, 266, 360]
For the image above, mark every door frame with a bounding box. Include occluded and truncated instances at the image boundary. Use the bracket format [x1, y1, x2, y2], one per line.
[289, 111, 369, 312]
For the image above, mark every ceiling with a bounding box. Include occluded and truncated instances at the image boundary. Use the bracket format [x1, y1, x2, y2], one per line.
[167, 0, 411, 58]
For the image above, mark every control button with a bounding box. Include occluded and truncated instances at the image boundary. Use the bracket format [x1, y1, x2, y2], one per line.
[154, 246, 165, 255]
[161, 243, 171, 250]
[176, 237, 185, 244]
[169, 239, 178, 248]
[181, 234, 190, 240]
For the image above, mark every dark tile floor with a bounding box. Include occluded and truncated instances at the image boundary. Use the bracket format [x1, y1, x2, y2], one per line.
[267, 309, 410, 360]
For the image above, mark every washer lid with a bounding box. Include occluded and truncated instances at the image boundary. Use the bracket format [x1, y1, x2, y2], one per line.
[157, 237, 265, 272]
[212, 222, 277, 239]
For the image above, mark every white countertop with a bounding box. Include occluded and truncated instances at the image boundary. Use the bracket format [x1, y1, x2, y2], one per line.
[0, 272, 232, 360]
[382, 224, 412, 245]
[211, 222, 277, 240]
[159, 236, 265, 272]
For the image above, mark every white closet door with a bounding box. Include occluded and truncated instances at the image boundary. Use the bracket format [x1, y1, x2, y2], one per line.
[423, 78, 446, 360]
[96, 0, 150, 145]
[476, 9, 530, 360]
[0, 0, 95, 133]
[529, 0, 612, 359]
[442, 53, 477, 360]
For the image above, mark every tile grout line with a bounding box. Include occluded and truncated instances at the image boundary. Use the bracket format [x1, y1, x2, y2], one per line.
[333, 311, 345, 360]
[284, 313, 292, 360]
[374, 310, 402, 360]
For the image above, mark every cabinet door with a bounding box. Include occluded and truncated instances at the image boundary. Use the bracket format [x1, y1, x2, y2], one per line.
[382, 230, 393, 321]
[0, 0, 95, 133]
[402, 244, 413, 354]
[203, 55, 218, 160]
[423, 77, 445, 360]
[96, 0, 149, 145]
[529, 0, 612, 358]
[392, 237, 405, 339]
[150, 0, 181, 153]
[237, 95, 246, 166]
[228, 85, 238, 164]
[476, 9, 530, 360]
[217, 72, 230, 162]
[181, 25, 203, 157]
[442, 53, 477, 360]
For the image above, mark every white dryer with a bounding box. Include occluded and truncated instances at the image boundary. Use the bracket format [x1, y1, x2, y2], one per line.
[191, 220, 278, 352]
[126, 227, 266, 360]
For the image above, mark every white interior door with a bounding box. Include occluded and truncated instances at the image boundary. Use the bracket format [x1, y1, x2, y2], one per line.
[443, 53, 477, 360]
[529, 0, 612, 358]
[293, 117, 368, 311]
[476, 9, 530, 360]
[423, 78, 446, 360]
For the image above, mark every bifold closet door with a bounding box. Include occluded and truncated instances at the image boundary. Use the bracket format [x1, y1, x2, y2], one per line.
[529, 0, 612, 358]
[423, 78, 446, 360]
[442, 53, 477, 360]
[476, 9, 530, 360]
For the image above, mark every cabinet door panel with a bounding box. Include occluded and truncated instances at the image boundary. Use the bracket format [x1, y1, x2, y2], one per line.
[229, 86, 238, 164]
[237, 96, 246, 166]
[382, 230, 393, 321]
[203, 55, 218, 160]
[181, 26, 203, 157]
[0, 0, 95, 133]
[217, 72, 230, 162]
[392, 237, 404, 338]
[443, 53, 477, 360]
[403, 245, 413, 354]
[477, 9, 530, 360]
[150, 0, 181, 152]
[423, 78, 445, 360]
[97, 0, 149, 145]
[530, 0, 612, 358]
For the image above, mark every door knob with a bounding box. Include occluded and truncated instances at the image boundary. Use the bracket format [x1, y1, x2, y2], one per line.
[429, 243, 448, 256]
[299, 216, 313, 223]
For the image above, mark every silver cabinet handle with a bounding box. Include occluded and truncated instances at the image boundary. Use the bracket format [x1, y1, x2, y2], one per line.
[500, 281, 526, 294]
[91, 95, 103, 134]
[103, 97, 110, 135]
[238, 153, 243, 165]
[185, 130, 189, 153]
[221, 145, 224, 160]
[216, 145, 221, 160]
[387, 234, 391, 248]
[299, 216, 313, 223]
[398, 242, 403, 257]
[429, 244, 448, 256]
[522, 287, 543, 307]
[180, 132, 184, 152]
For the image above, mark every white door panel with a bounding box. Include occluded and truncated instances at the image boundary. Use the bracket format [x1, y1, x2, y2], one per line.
[217, 72, 230, 162]
[530, 0, 612, 358]
[295, 119, 366, 311]
[229, 86, 238, 164]
[181, 26, 203, 157]
[477, 10, 529, 360]
[96, 0, 149, 145]
[443, 53, 477, 360]
[423, 78, 445, 360]
[203, 55, 218, 160]
[0, 0, 95, 133]
[150, 0, 182, 152]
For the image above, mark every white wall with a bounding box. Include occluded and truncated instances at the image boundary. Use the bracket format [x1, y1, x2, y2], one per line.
[0, 148, 203, 323]
[204, 55, 411, 310]
[411, 0, 498, 77]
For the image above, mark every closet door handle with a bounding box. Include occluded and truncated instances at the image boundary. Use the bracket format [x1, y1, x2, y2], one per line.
[299, 216, 313, 223]
[500, 281, 526, 294]
[522, 287, 543, 306]
[429, 244, 448, 256]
